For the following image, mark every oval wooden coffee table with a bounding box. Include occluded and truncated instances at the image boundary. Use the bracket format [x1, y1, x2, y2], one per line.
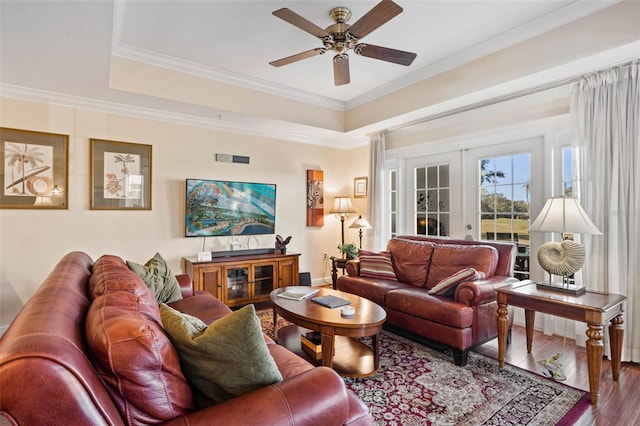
[270, 287, 386, 377]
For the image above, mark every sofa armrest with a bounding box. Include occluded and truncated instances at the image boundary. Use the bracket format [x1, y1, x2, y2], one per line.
[345, 260, 360, 276]
[163, 367, 370, 426]
[455, 276, 519, 306]
[175, 274, 194, 298]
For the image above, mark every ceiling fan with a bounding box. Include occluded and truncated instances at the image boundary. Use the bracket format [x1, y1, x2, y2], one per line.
[269, 0, 417, 86]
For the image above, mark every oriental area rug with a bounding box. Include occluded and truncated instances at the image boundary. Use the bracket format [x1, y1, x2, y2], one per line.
[256, 308, 590, 426]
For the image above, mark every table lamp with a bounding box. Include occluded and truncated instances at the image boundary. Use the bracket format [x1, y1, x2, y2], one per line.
[348, 215, 372, 249]
[330, 196, 355, 247]
[528, 196, 601, 294]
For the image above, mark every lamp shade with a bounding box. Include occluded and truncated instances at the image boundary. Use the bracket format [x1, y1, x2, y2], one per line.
[330, 197, 355, 216]
[529, 197, 601, 235]
[349, 215, 372, 229]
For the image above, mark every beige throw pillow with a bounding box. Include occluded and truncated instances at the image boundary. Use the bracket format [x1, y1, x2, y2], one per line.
[160, 303, 282, 407]
[428, 268, 486, 296]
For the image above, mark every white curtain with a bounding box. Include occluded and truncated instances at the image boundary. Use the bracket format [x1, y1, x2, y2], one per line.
[367, 132, 387, 251]
[572, 61, 639, 362]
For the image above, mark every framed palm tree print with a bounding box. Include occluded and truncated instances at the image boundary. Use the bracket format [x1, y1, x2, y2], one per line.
[1, 128, 69, 209]
[90, 139, 152, 210]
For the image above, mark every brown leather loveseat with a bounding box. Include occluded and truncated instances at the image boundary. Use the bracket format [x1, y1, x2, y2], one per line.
[337, 236, 518, 366]
[0, 251, 372, 425]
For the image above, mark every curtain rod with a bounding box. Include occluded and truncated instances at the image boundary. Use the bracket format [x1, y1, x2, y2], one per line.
[385, 58, 639, 134]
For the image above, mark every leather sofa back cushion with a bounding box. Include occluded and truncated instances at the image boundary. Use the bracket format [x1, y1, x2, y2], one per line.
[387, 239, 435, 287]
[426, 244, 499, 289]
[89, 254, 155, 302]
[86, 290, 194, 424]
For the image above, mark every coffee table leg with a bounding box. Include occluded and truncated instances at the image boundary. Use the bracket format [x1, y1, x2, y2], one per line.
[373, 333, 381, 371]
[586, 322, 604, 405]
[320, 328, 335, 369]
[609, 314, 624, 381]
[272, 305, 278, 342]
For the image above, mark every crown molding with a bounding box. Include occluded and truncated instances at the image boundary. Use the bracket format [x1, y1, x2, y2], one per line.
[110, 44, 346, 112]
[0, 84, 367, 149]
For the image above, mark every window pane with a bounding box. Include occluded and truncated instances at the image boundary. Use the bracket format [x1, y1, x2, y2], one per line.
[417, 213, 427, 235]
[439, 165, 449, 187]
[427, 166, 437, 189]
[416, 167, 426, 189]
[439, 189, 449, 211]
[427, 214, 440, 235]
[481, 190, 496, 212]
[494, 185, 513, 213]
[427, 189, 438, 212]
[417, 190, 427, 211]
[494, 156, 511, 184]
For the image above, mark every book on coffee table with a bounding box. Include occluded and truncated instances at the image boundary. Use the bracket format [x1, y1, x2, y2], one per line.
[277, 287, 319, 301]
[311, 294, 351, 308]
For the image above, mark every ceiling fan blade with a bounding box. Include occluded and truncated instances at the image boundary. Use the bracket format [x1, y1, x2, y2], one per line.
[355, 43, 417, 66]
[269, 48, 327, 67]
[272, 8, 330, 39]
[333, 54, 350, 86]
[348, 0, 403, 39]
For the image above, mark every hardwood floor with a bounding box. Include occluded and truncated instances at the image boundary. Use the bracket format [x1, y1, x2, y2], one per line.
[474, 325, 640, 425]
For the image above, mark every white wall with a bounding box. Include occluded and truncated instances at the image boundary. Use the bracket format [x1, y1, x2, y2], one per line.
[0, 97, 369, 327]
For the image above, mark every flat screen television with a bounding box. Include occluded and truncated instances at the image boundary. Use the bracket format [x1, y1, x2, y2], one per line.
[185, 179, 276, 237]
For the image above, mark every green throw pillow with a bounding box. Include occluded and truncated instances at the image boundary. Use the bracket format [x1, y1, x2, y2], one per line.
[159, 303, 283, 407]
[127, 252, 183, 304]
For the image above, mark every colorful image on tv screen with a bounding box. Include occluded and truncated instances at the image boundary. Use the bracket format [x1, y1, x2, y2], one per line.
[185, 179, 276, 237]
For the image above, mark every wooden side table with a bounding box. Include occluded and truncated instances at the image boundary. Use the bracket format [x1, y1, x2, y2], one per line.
[330, 256, 348, 289]
[496, 280, 626, 405]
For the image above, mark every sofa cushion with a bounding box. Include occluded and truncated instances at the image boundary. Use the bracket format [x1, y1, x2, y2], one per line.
[386, 288, 474, 328]
[90, 254, 157, 302]
[358, 250, 397, 281]
[426, 244, 499, 289]
[160, 303, 283, 408]
[386, 239, 435, 287]
[86, 291, 194, 424]
[127, 252, 183, 304]
[428, 268, 486, 296]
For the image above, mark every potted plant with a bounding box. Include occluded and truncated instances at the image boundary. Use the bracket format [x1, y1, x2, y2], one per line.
[337, 243, 358, 260]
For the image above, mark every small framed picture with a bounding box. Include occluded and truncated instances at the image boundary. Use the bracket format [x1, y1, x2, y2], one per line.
[354, 176, 368, 198]
[1, 127, 68, 209]
[90, 139, 152, 210]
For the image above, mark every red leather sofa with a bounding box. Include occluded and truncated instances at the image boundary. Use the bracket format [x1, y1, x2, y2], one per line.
[337, 236, 519, 366]
[0, 252, 372, 425]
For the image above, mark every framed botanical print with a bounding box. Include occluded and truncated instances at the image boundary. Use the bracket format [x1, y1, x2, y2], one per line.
[1, 128, 68, 209]
[90, 139, 152, 210]
[354, 176, 368, 198]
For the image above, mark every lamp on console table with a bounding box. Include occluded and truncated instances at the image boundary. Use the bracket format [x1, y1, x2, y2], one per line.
[528, 196, 601, 295]
[348, 215, 372, 249]
[330, 196, 355, 249]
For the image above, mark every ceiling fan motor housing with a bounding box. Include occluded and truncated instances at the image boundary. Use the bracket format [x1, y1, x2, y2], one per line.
[329, 7, 351, 23]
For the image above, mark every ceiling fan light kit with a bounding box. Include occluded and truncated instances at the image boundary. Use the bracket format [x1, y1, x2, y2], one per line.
[270, 0, 417, 86]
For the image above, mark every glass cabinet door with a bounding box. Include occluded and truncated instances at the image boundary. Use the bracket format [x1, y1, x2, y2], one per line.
[225, 266, 250, 303]
[253, 263, 275, 298]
